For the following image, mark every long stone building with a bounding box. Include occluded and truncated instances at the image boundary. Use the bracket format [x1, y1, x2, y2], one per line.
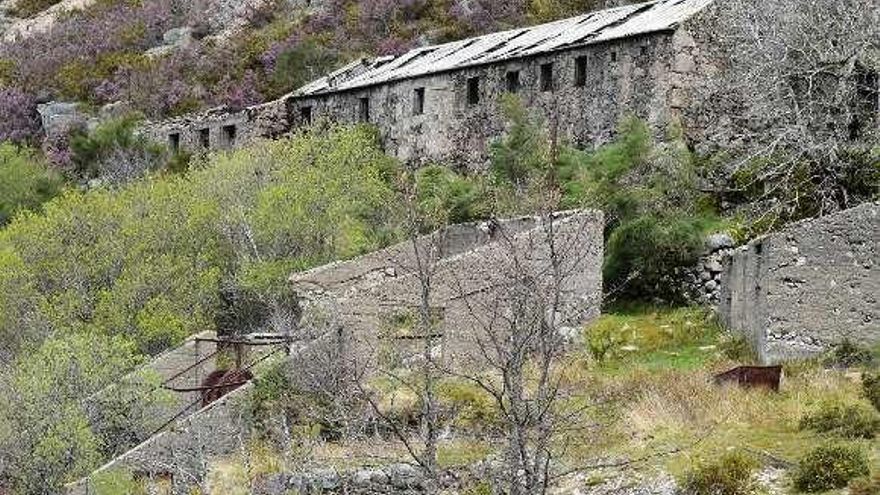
[142, 0, 724, 167]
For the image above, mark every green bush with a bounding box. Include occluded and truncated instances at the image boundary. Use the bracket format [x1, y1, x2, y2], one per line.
[794, 443, 870, 492]
[824, 340, 875, 368]
[414, 165, 486, 228]
[863, 372, 880, 412]
[10, 0, 62, 18]
[0, 144, 62, 226]
[436, 378, 499, 430]
[680, 450, 759, 495]
[849, 473, 880, 495]
[799, 401, 880, 439]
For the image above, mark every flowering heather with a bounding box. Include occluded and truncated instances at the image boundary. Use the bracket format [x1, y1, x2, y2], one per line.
[0, 88, 42, 145]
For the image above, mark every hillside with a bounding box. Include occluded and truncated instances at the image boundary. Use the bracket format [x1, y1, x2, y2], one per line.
[0, 0, 626, 143]
[0, 0, 877, 494]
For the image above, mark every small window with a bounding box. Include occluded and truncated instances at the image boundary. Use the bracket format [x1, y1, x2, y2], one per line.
[413, 87, 425, 115]
[359, 97, 370, 122]
[198, 128, 210, 149]
[168, 132, 180, 152]
[574, 56, 587, 87]
[505, 70, 520, 93]
[300, 106, 312, 125]
[222, 125, 237, 147]
[640, 45, 648, 56]
[467, 77, 480, 105]
[610, 51, 617, 62]
[540, 63, 554, 92]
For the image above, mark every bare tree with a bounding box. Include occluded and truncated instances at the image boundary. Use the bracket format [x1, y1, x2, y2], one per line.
[702, 0, 879, 223]
[441, 208, 602, 495]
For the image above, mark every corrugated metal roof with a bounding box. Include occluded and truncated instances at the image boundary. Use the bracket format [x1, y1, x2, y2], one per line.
[293, 0, 713, 97]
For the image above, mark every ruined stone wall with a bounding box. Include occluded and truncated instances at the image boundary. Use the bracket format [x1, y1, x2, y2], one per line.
[719, 202, 880, 363]
[292, 210, 604, 363]
[138, 98, 288, 154]
[288, 34, 679, 168]
[68, 211, 603, 495]
[139, 23, 729, 168]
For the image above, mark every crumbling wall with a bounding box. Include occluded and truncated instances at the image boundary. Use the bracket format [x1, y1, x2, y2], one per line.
[291, 210, 604, 362]
[719, 202, 880, 363]
[68, 211, 603, 494]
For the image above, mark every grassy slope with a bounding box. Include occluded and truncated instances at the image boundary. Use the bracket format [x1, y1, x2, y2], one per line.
[559, 306, 880, 493]
[303, 306, 880, 492]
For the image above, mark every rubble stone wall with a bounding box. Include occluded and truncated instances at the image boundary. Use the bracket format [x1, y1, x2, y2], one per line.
[718, 202, 880, 363]
[139, 15, 731, 169]
[291, 210, 604, 363]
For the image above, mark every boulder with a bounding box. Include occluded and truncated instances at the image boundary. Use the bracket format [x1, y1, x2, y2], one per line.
[706, 233, 735, 252]
[37, 101, 86, 137]
[163, 26, 195, 47]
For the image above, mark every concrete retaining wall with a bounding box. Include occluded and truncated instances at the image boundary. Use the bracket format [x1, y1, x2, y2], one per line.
[719, 202, 880, 363]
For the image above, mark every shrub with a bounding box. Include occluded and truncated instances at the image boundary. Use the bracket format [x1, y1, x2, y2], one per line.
[10, 0, 62, 18]
[69, 114, 167, 182]
[799, 401, 880, 439]
[585, 319, 625, 363]
[436, 378, 499, 430]
[0, 144, 62, 226]
[414, 165, 486, 228]
[680, 451, 759, 495]
[0, 88, 42, 145]
[825, 340, 874, 368]
[863, 372, 880, 412]
[849, 473, 880, 495]
[793, 443, 870, 492]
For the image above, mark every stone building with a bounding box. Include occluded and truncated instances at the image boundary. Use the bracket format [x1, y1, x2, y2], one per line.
[719, 202, 879, 364]
[141, 0, 723, 167]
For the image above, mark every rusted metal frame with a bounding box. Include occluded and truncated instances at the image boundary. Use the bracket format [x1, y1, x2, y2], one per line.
[162, 348, 220, 386]
[194, 336, 298, 346]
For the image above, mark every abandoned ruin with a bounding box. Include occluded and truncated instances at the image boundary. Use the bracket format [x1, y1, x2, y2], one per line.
[68, 210, 604, 494]
[64, 0, 879, 492]
[142, 0, 723, 166]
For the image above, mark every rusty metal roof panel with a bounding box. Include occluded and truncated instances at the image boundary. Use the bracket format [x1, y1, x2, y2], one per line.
[292, 0, 712, 97]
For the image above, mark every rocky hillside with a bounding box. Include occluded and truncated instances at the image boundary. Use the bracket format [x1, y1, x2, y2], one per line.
[0, 0, 628, 146]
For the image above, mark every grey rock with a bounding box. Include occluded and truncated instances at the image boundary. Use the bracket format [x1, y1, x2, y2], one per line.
[704, 280, 718, 291]
[706, 233, 735, 251]
[388, 463, 421, 488]
[37, 101, 86, 137]
[163, 26, 195, 46]
[700, 270, 713, 281]
[705, 259, 724, 273]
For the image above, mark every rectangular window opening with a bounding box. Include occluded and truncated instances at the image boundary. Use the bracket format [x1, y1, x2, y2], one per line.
[168, 132, 180, 152]
[506, 70, 520, 93]
[413, 87, 425, 115]
[359, 97, 370, 122]
[198, 128, 210, 149]
[467, 77, 480, 105]
[221, 124, 237, 147]
[300, 106, 312, 125]
[640, 45, 648, 56]
[540, 63, 554, 92]
[610, 51, 617, 62]
[574, 56, 587, 87]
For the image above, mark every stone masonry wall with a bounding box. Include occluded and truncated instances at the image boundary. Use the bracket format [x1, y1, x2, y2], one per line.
[291, 210, 604, 363]
[139, 16, 730, 169]
[287, 33, 679, 168]
[718, 202, 880, 363]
